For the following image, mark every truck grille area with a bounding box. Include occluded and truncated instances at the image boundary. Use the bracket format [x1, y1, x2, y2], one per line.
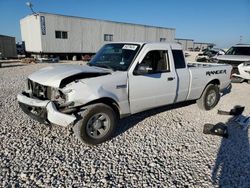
[28, 79, 50, 100]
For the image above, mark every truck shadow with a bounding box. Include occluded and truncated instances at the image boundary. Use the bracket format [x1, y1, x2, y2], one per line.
[211, 117, 250, 187]
[114, 100, 196, 138]
[220, 83, 232, 97]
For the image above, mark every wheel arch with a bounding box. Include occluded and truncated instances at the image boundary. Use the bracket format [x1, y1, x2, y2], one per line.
[83, 97, 120, 119]
[199, 79, 220, 99]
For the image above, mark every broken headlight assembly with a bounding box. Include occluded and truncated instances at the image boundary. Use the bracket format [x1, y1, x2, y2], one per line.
[48, 87, 66, 102]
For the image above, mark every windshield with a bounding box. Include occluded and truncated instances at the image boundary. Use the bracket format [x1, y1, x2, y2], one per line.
[88, 43, 140, 71]
[226, 47, 250, 55]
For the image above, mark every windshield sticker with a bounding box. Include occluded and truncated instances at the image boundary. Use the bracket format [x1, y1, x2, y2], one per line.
[122, 45, 137, 50]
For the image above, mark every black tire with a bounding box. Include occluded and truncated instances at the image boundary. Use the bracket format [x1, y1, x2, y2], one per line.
[73, 103, 118, 145]
[196, 84, 220, 111]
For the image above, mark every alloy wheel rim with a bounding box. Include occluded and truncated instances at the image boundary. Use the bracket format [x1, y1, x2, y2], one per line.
[207, 90, 216, 106]
[86, 113, 110, 139]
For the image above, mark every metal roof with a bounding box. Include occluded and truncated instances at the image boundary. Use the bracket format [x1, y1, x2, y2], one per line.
[233, 44, 250, 47]
[0, 34, 15, 38]
[175, 38, 194, 41]
[22, 12, 176, 31]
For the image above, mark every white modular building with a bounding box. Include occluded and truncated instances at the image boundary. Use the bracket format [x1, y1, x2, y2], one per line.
[20, 12, 176, 58]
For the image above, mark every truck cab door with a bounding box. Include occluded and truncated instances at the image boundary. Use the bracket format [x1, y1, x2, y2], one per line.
[128, 44, 177, 114]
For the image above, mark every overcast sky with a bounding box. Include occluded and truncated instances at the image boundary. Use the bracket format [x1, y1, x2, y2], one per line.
[0, 0, 249, 48]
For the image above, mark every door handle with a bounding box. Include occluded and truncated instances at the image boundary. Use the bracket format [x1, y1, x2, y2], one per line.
[168, 77, 175, 81]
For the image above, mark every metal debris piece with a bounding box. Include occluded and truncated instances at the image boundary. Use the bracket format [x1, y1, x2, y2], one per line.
[218, 105, 245, 116]
[203, 123, 228, 138]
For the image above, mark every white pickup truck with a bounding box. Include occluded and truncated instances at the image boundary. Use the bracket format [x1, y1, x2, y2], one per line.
[17, 42, 232, 145]
[217, 44, 250, 83]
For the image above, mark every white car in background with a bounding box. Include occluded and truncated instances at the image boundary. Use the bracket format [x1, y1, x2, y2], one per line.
[217, 44, 250, 83]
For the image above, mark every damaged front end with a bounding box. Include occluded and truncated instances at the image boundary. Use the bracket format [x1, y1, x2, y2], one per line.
[17, 64, 118, 127]
[17, 79, 76, 127]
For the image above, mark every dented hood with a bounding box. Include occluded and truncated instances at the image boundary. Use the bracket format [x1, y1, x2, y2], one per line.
[28, 64, 111, 88]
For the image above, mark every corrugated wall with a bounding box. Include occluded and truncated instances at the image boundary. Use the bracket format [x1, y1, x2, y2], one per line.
[21, 13, 175, 53]
[0, 35, 17, 58]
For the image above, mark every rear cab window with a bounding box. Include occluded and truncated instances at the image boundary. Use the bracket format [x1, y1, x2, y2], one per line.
[172, 50, 186, 69]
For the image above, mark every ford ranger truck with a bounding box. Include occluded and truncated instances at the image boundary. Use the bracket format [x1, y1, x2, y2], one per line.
[17, 42, 232, 145]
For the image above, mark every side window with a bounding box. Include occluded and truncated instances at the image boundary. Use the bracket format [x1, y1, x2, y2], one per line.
[160, 38, 166, 42]
[139, 50, 169, 74]
[55, 31, 61, 39]
[172, 50, 186, 69]
[55, 31, 68, 39]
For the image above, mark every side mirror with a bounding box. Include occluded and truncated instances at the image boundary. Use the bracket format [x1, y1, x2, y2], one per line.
[134, 63, 152, 75]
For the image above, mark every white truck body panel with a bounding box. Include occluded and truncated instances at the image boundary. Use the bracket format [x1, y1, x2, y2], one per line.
[128, 43, 177, 113]
[187, 62, 232, 100]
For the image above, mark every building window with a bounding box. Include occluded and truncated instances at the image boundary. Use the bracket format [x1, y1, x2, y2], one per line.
[160, 38, 166, 42]
[104, 34, 113, 41]
[55, 31, 68, 39]
[62, 31, 68, 39]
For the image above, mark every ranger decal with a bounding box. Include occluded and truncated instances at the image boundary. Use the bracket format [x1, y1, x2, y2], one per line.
[206, 70, 226, 76]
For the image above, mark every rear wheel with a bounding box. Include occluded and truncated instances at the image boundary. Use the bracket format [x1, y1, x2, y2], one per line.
[73, 103, 118, 145]
[197, 84, 220, 110]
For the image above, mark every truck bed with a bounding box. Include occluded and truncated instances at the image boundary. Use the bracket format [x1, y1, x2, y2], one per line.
[187, 61, 229, 68]
[185, 61, 232, 101]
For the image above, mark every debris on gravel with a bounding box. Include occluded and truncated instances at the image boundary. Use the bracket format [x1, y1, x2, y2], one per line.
[1, 62, 250, 187]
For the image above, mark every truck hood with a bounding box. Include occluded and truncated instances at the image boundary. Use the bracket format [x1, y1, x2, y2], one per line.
[28, 64, 112, 88]
[217, 55, 250, 62]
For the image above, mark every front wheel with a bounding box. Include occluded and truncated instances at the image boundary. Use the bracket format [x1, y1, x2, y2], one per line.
[197, 84, 220, 111]
[73, 103, 118, 145]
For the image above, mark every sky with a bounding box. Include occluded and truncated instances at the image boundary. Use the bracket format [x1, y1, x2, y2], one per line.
[0, 0, 249, 48]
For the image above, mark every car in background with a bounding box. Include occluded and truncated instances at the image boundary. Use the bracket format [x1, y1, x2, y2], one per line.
[217, 44, 250, 73]
[195, 48, 225, 62]
[230, 62, 250, 83]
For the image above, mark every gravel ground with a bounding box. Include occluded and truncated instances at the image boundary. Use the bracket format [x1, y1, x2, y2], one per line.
[0, 62, 250, 187]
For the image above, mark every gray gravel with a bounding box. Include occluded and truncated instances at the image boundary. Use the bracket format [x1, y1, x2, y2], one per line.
[1, 62, 250, 187]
